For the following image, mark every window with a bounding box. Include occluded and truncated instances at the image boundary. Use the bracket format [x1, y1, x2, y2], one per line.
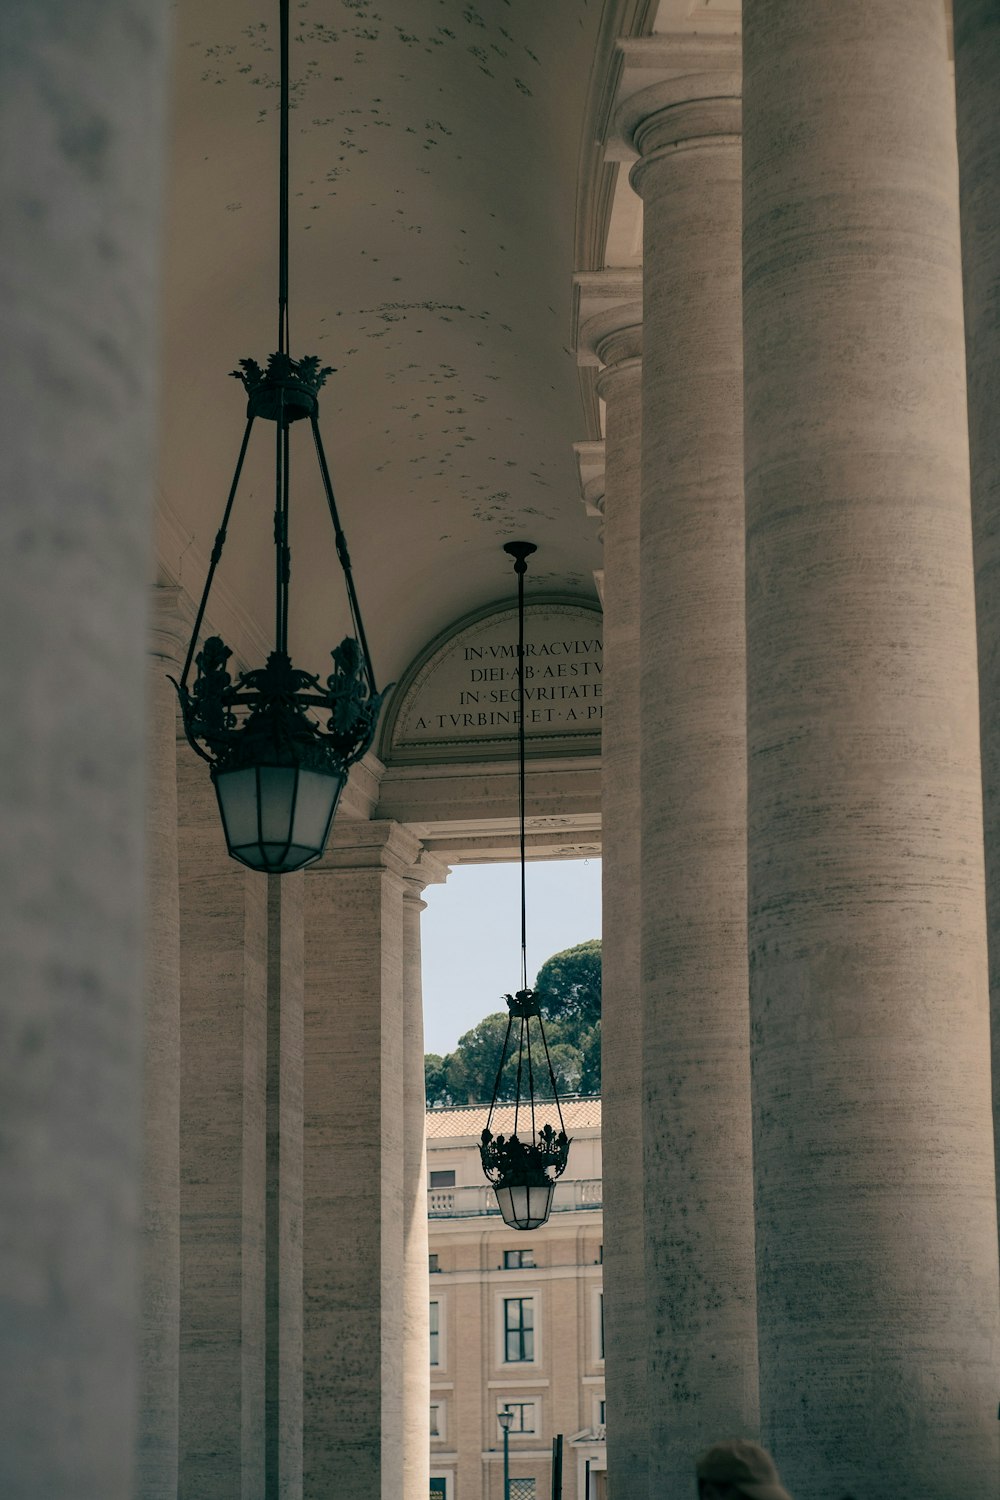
[430, 1403, 442, 1438]
[598, 1399, 606, 1426]
[429, 1301, 440, 1366]
[429, 1253, 440, 1273]
[429, 1169, 456, 1188]
[597, 1244, 603, 1264]
[430, 1478, 448, 1500]
[503, 1248, 534, 1269]
[498, 1400, 535, 1434]
[504, 1297, 534, 1362]
[598, 1292, 604, 1360]
[509, 1481, 535, 1500]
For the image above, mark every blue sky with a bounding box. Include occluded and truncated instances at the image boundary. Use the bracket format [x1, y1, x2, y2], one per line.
[420, 858, 602, 1056]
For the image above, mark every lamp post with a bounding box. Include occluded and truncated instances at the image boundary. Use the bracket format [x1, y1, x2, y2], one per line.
[498, 1405, 514, 1500]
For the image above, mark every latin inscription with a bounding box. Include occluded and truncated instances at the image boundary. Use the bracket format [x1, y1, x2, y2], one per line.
[387, 603, 604, 759]
[416, 639, 603, 730]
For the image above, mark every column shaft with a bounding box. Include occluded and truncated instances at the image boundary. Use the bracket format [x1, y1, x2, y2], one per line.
[303, 822, 417, 1500]
[140, 587, 188, 1498]
[588, 310, 646, 1500]
[622, 60, 759, 1493]
[178, 747, 268, 1500]
[0, 4, 168, 1495]
[401, 870, 438, 1500]
[955, 0, 1000, 1247]
[744, 2, 1000, 1491]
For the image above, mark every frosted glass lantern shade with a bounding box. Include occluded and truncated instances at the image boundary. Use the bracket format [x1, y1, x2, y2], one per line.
[213, 762, 344, 873]
[494, 1180, 555, 1231]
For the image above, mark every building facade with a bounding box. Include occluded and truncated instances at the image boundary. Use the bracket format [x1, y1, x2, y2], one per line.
[4, 3, 1000, 1499]
[427, 1100, 605, 1500]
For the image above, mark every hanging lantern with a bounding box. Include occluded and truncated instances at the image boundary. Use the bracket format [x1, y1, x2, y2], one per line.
[172, 0, 385, 874]
[480, 990, 571, 1231]
[479, 543, 571, 1230]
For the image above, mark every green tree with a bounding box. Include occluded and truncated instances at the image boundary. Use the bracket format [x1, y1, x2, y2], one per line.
[424, 1052, 451, 1106]
[534, 938, 602, 1028]
[575, 1019, 602, 1095]
[424, 940, 603, 1105]
[442, 1012, 517, 1105]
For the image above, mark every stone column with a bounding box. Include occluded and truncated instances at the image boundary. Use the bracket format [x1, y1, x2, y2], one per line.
[140, 586, 190, 1499]
[303, 821, 424, 1500]
[265, 873, 305, 1500]
[743, 2, 1000, 1492]
[955, 0, 1000, 1247]
[573, 437, 607, 602]
[0, 6, 168, 1497]
[177, 745, 268, 1500]
[401, 855, 448, 1500]
[575, 274, 646, 1500]
[618, 50, 760, 1494]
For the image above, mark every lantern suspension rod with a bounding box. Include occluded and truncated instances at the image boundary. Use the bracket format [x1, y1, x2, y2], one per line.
[275, 389, 290, 654]
[504, 540, 536, 991]
[539, 993, 567, 1138]
[273, 0, 291, 656]
[278, 0, 290, 356]
[179, 417, 255, 691]
[485, 1008, 517, 1139]
[311, 416, 378, 689]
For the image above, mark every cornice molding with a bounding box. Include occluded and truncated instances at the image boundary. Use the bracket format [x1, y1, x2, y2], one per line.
[312, 817, 427, 880]
[572, 268, 643, 366]
[621, 78, 741, 176]
[573, 0, 659, 274]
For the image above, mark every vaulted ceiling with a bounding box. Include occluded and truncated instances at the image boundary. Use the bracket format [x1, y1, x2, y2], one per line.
[157, 0, 614, 689]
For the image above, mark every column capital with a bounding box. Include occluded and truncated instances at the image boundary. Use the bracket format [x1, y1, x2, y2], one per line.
[313, 818, 447, 888]
[401, 848, 450, 907]
[595, 342, 641, 405]
[573, 441, 606, 522]
[604, 33, 741, 158]
[573, 439, 606, 492]
[572, 440, 606, 584]
[572, 269, 643, 369]
[619, 76, 741, 198]
[580, 474, 606, 522]
[149, 583, 194, 669]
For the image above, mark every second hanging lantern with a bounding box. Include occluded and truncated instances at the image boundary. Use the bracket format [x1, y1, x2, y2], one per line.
[479, 542, 571, 1231]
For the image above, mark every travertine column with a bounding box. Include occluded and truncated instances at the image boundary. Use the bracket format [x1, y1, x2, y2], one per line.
[744, 2, 1000, 1491]
[265, 873, 305, 1499]
[177, 746, 268, 1499]
[140, 586, 190, 1499]
[575, 276, 646, 1500]
[402, 855, 448, 1500]
[304, 821, 422, 1500]
[955, 0, 1000, 1245]
[0, 6, 168, 1497]
[619, 52, 760, 1495]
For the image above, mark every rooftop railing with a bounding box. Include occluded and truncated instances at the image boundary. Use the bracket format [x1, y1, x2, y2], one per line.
[427, 1178, 602, 1219]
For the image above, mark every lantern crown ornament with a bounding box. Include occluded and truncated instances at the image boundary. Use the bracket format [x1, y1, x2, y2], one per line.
[479, 544, 571, 1231]
[173, 0, 386, 874]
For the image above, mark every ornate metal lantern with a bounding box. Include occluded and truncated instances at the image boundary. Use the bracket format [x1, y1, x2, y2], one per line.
[479, 543, 571, 1230]
[173, 0, 384, 874]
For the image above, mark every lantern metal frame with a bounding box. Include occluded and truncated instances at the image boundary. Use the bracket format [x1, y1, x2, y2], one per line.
[479, 542, 571, 1230]
[172, 0, 385, 874]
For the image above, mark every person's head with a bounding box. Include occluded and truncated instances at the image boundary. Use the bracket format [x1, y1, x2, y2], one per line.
[695, 1440, 792, 1500]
